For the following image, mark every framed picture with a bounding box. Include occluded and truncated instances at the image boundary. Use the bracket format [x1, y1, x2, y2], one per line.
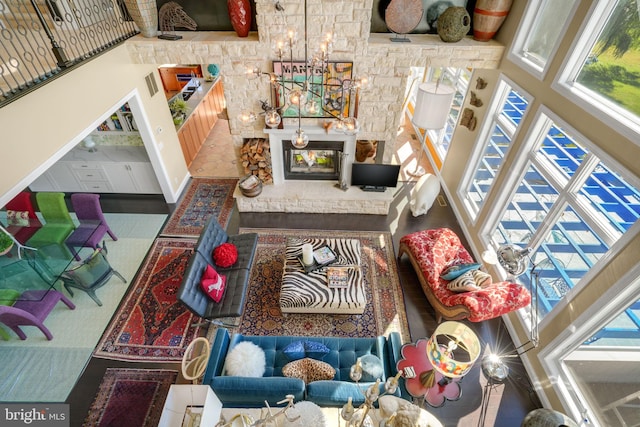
[272, 61, 354, 118]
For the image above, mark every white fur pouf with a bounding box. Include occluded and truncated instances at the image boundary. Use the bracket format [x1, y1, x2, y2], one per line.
[223, 341, 266, 377]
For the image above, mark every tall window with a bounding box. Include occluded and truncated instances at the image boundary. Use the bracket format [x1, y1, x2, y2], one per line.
[490, 111, 640, 320]
[555, 0, 640, 139]
[509, 0, 579, 78]
[461, 80, 531, 219]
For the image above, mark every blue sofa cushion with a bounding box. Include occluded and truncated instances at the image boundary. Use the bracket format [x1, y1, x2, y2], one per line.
[211, 376, 305, 408]
[307, 380, 387, 407]
[283, 340, 331, 361]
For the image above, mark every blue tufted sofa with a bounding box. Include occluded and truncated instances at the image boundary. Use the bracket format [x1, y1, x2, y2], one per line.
[203, 328, 406, 408]
[177, 217, 258, 321]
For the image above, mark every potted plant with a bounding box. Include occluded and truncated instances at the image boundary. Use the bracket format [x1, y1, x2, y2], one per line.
[169, 98, 189, 125]
[0, 231, 14, 256]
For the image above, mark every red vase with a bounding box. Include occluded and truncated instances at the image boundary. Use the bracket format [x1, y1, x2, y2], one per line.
[228, 0, 251, 38]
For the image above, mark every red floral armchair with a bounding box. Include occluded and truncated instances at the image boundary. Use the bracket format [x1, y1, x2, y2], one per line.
[398, 228, 531, 322]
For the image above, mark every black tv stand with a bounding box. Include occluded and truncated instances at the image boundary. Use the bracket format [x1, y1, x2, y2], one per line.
[360, 185, 387, 192]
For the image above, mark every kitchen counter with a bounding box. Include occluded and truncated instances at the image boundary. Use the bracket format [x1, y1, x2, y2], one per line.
[171, 77, 220, 131]
[62, 145, 151, 163]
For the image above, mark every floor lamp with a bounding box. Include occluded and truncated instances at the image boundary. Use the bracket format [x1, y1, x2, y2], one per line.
[409, 81, 455, 177]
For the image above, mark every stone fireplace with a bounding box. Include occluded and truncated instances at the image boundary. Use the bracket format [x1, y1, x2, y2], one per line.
[282, 140, 343, 181]
[265, 126, 356, 185]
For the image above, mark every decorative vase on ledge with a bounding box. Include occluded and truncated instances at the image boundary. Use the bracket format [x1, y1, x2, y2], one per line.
[124, 0, 158, 38]
[228, 0, 251, 38]
[473, 0, 513, 42]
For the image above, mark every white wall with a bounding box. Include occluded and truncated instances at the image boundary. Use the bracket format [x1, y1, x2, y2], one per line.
[0, 45, 188, 206]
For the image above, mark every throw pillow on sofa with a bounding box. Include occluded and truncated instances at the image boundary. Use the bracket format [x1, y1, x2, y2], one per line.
[224, 341, 265, 377]
[283, 340, 331, 361]
[282, 358, 336, 384]
[212, 242, 238, 268]
[200, 264, 226, 303]
[359, 354, 384, 382]
[440, 263, 481, 280]
[471, 269, 492, 288]
[446, 271, 481, 293]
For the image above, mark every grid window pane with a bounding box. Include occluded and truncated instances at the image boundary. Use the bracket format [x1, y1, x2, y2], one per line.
[579, 163, 640, 234]
[466, 87, 530, 215]
[539, 125, 587, 181]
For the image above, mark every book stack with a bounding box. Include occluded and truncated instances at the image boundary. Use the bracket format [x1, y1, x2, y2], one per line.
[327, 267, 348, 288]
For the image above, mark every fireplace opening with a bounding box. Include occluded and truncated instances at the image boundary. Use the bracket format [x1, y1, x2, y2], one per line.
[283, 140, 343, 180]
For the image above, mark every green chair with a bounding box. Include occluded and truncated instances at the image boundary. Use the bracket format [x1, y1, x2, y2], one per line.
[0, 289, 21, 340]
[27, 192, 75, 250]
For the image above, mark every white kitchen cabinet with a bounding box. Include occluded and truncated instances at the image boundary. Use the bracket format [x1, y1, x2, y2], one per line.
[29, 147, 162, 194]
[102, 162, 162, 194]
[30, 162, 82, 192]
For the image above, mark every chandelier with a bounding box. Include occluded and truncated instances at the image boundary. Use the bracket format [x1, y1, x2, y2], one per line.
[241, 0, 368, 148]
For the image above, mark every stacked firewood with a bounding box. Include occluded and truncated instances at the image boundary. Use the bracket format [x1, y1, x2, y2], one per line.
[240, 138, 273, 184]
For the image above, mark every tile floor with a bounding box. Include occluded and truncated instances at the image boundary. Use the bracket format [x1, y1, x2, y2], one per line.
[188, 115, 435, 180]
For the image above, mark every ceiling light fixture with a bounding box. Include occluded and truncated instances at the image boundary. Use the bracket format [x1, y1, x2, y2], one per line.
[247, 0, 367, 146]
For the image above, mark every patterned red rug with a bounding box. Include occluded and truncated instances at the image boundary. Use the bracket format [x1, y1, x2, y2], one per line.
[160, 178, 237, 237]
[83, 368, 177, 427]
[214, 228, 410, 342]
[94, 238, 202, 362]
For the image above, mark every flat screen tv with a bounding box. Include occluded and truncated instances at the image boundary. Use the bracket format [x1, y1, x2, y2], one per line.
[351, 163, 401, 191]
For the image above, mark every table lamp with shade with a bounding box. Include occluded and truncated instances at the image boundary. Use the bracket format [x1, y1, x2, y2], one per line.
[423, 321, 481, 389]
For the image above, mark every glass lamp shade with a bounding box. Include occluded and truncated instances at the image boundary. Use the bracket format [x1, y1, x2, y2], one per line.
[265, 110, 281, 128]
[412, 82, 456, 130]
[291, 128, 309, 149]
[288, 89, 303, 106]
[496, 244, 531, 277]
[343, 117, 359, 135]
[238, 111, 256, 126]
[426, 321, 481, 378]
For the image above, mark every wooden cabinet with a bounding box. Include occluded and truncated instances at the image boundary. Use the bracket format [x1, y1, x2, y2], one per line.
[176, 79, 225, 167]
[159, 65, 203, 94]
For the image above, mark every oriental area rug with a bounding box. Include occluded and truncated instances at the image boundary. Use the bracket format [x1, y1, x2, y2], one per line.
[94, 238, 202, 362]
[83, 368, 177, 427]
[161, 177, 237, 237]
[210, 228, 410, 342]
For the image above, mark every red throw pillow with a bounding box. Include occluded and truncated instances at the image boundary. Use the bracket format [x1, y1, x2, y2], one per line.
[200, 264, 226, 303]
[213, 243, 238, 268]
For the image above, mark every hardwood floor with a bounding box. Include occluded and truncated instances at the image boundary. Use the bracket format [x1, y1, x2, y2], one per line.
[66, 184, 541, 426]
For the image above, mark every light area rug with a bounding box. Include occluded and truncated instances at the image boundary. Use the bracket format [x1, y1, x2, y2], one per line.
[0, 213, 166, 402]
[209, 228, 410, 342]
[83, 368, 177, 427]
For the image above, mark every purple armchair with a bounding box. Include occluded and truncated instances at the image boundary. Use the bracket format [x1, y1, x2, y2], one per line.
[65, 193, 117, 260]
[0, 290, 75, 340]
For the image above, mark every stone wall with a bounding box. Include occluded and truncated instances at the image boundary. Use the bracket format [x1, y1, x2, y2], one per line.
[125, 0, 504, 164]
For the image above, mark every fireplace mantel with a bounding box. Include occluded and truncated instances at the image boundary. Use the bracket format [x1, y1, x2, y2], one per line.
[264, 126, 357, 185]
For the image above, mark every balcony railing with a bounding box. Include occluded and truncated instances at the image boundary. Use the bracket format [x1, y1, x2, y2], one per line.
[0, 0, 138, 108]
